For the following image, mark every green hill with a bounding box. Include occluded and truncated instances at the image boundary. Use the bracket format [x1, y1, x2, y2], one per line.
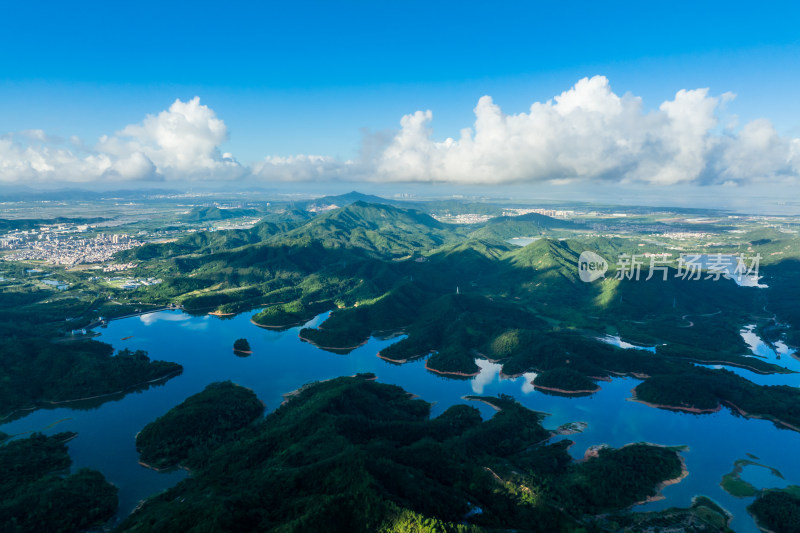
[181, 206, 260, 222]
[136, 381, 265, 469]
[303, 191, 397, 211]
[271, 201, 460, 256]
[121, 208, 311, 260]
[250, 208, 312, 239]
[470, 212, 584, 240]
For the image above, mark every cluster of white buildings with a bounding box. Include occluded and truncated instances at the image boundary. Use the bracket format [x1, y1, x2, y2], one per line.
[2, 232, 142, 266]
[502, 208, 576, 218]
[432, 213, 493, 224]
[110, 277, 162, 289]
[103, 262, 138, 272]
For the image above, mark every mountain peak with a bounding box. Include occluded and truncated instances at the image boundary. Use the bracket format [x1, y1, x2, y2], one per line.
[304, 191, 394, 212]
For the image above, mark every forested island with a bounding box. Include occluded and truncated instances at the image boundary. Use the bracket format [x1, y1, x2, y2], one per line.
[233, 338, 252, 354]
[117, 376, 723, 532]
[532, 368, 600, 395]
[633, 367, 800, 429]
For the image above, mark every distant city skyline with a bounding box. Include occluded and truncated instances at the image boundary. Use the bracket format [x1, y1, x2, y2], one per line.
[2, 1, 800, 199]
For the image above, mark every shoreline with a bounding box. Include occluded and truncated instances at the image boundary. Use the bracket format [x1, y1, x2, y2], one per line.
[722, 400, 800, 433]
[608, 369, 651, 379]
[533, 384, 600, 395]
[749, 510, 779, 533]
[685, 358, 792, 375]
[138, 459, 192, 475]
[0, 368, 183, 420]
[376, 350, 430, 364]
[424, 359, 480, 377]
[280, 378, 334, 405]
[297, 332, 368, 351]
[280, 374, 374, 406]
[628, 388, 722, 414]
[250, 317, 306, 330]
[632, 455, 689, 507]
[462, 396, 502, 411]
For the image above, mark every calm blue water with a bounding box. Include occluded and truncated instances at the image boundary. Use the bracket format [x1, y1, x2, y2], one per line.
[2, 309, 799, 532]
[597, 334, 658, 353]
[696, 324, 800, 388]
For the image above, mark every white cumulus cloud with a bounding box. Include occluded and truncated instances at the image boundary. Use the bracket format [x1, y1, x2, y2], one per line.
[373, 76, 800, 186]
[1, 79, 799, 187]
[0, 97, 243, 184]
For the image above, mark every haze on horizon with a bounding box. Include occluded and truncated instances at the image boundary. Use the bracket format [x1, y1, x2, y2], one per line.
[2, 0, 799, 209]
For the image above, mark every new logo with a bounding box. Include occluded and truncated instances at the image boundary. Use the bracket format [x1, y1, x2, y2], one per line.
[578, 251, 607, 282]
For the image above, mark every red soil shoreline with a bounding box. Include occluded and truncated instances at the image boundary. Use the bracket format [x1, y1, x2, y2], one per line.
[628, 389, 800, 432]
[533, 384, 600, 395]
[682, 358, 789, 375]
[462, 396, 502, 411]
[376, 350, 430, 364]
[250, 317, 306, 329]
[297, 332, 368, 351]
[631, 455, 689, 506]
[722, 400, 800, 433]
[628, 388, 722, 414]
[424, 359, 480, 377]
[1, 368, 182, 421]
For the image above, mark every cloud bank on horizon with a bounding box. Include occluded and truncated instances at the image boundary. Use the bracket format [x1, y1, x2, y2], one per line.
[2, 76, 798, 187]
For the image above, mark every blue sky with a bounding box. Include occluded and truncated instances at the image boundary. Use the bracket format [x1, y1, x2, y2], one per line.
[2, 0, 800, 197]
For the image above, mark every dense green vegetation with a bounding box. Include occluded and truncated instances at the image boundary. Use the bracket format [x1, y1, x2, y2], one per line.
[596, 496, 732, 532]
[117, 376, 689, 532]
[762, 259, 800, 347]
[633, 367, 800, 427]
[468, 212, 584, 240]
[233, 338, 251, 352]
[560, 443, 683, 513]
[136, 381, 264, 470]
[748, 488, 800, 533]
[0, 432, 118, 532]
[253, 298, 332, 329]
[181, 206, 259, 222]
[0, 340, 182, 419]
[533, 368, 599, 394]
[273, 201, 461, 258]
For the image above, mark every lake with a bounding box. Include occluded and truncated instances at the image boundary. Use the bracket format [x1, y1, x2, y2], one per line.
[2, 309, 799, 532]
